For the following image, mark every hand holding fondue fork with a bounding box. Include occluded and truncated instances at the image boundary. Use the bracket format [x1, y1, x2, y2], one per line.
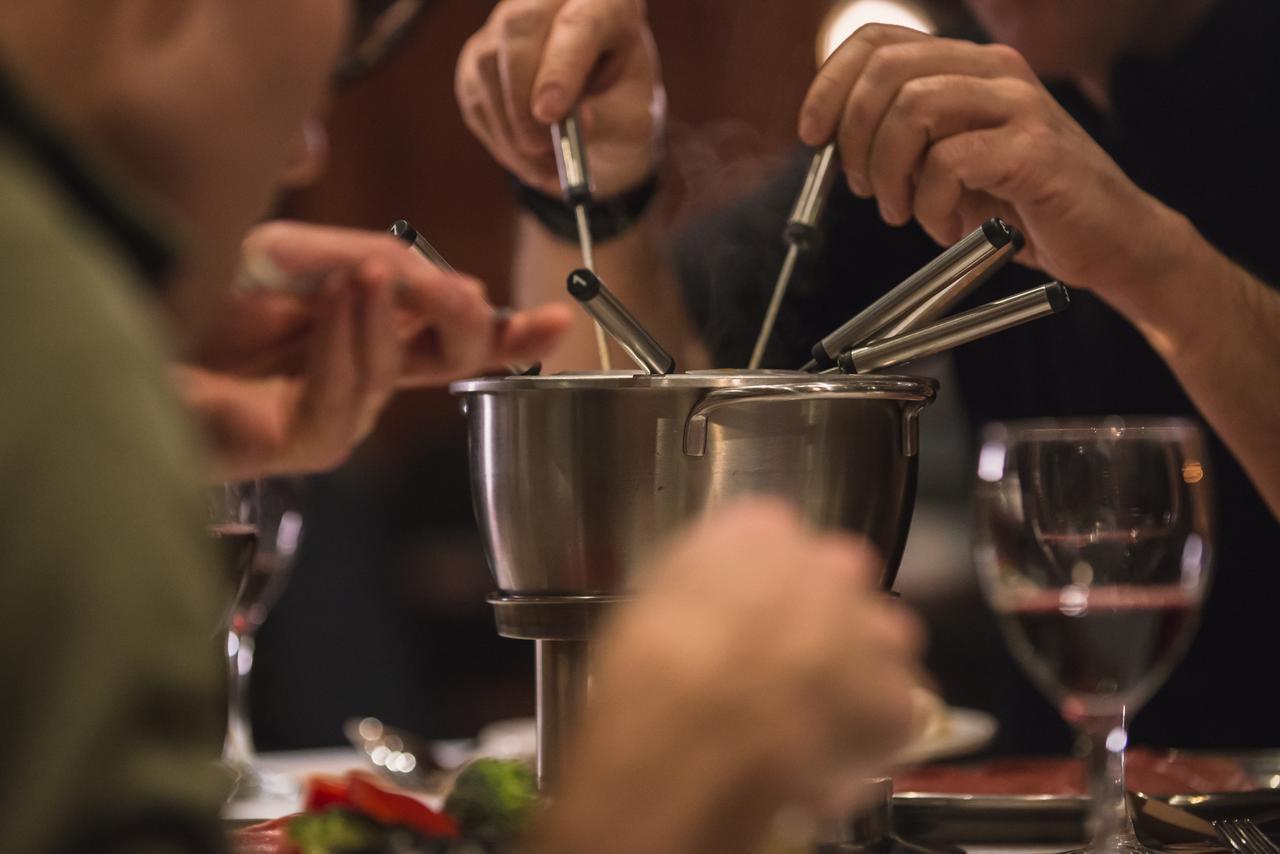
[180, 220, 571, 480]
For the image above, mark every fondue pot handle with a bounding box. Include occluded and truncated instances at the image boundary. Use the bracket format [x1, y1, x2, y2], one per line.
[683, 380, 928, 457]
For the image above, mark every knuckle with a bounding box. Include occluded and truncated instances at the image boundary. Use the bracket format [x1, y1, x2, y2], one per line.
[854, 22, 896, 44]
[986, 42, 1031, 76]
[839, 97, 872, 145]
[896, 77, 934, 119]
[861, 48, 894, 87]
[557, 4, 604, 36]
[930, 137, 970, 175]
[459, 275, 490, 300]
[1002, 78, 1041, 112]
[497, 1, 549, 37]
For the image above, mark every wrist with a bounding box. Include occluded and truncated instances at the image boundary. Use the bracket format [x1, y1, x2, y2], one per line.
[1096, 203, 1220, 361]
[514, 171, 660, 245]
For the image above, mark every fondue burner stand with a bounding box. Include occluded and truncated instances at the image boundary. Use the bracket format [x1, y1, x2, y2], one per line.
[487, 593, 622, 789]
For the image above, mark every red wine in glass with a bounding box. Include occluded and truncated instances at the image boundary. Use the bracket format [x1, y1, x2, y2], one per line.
[995, 585, 1200, 722]
[209, 522, 259, 609]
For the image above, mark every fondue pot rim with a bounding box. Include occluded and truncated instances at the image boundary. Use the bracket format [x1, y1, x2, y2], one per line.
[451, 370, 938, 400]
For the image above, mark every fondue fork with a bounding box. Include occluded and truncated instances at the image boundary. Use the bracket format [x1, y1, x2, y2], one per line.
[389, 219, 456, 273]
[567, 268, 675, 374]
[389, 219, 540, 377]
[748, 142, 840, 369]
[803, 218, 1023, 371]
[553, 112, 613, 370]
[836, 281, 1070, 374]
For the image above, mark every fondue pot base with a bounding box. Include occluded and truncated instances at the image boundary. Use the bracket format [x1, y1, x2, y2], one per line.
[488, 594, 621, 789]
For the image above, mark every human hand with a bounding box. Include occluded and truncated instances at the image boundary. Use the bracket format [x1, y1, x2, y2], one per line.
[543, 500, 927, 853]
[201, 221, 570, 384]
[799, 25, 1186, 300]
[180, 221, 571, 479]
[455, 0, 664, 199]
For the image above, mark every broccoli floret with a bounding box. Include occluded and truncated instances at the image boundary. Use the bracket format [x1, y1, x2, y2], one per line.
[289, 808, 386, 853]
[443, 758, 539, 841]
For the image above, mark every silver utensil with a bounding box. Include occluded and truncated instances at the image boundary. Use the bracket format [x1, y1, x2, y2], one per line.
[552, 112, 612, 369]
[748, 142, 839, 369]
[836, 281, 1069, 374]
[388, 218, 456, 273]
[567, 268, 675, 375]
[1216, 819, 1280, 854]
[804, 218, 1023, 370]
[389, 219, 540, 377]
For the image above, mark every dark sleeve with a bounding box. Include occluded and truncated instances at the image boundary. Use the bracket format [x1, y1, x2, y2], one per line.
[0, 247, 229, 853]
[671, 149, 946, 369]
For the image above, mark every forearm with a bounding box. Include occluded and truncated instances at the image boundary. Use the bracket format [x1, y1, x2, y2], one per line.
[511, 209, 710, 373]
[1109, 211, 1280, 521]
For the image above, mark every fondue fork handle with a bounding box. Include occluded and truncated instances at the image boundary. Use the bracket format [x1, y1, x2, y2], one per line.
[390, 219, 541, 377]
[568, 268, 676, 375]
[553, 113, 613, 370]
[748, 143, 840, 369]
[683, 378, 935, 458]
[837, 281, 1070, 374]
[803, 218, 1023, 371]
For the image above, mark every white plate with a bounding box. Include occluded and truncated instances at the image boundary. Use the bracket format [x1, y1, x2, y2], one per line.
[894, 707, 998, 766]
[467, 708, 997, 769]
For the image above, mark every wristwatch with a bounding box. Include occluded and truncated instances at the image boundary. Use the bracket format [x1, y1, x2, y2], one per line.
[515, 172, 660, 244]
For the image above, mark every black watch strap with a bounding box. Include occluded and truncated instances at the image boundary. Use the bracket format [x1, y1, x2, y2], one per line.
[515, 173, 659, 244]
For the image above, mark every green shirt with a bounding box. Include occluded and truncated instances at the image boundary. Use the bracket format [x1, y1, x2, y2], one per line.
[0, 73, 229, 853]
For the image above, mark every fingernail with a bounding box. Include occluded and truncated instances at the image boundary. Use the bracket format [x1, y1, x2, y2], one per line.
[879, 200, 905, 226]
[798, 110, 822, 146]
[848, 174, 871, 198]
[533, 84, 565, 123]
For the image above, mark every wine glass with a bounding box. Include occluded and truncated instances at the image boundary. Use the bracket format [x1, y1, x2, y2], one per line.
[209, 479, 305, 801]
[207, 482, 260, 646]
[973, 418, 1213, 853]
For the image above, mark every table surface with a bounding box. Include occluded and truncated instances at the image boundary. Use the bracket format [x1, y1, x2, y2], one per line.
[222, 748, 366, 823]
[223, 749, 1064, 853]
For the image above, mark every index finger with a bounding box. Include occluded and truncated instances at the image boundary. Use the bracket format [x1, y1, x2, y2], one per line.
[531, 0, 640, 123]
[495, 0, 562, 154]
[799, 23, 929, 146]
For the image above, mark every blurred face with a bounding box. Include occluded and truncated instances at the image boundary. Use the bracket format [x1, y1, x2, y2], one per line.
[100, 1, 351, 326]
[963, 0, 1165, 78]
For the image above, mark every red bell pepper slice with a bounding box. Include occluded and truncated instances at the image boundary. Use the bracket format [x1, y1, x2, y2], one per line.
[345, 772, 460, 839]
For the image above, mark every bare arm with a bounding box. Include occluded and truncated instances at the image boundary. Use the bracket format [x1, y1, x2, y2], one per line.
[1112, 212, 1280, 521]
[800, 24, 1280, 522]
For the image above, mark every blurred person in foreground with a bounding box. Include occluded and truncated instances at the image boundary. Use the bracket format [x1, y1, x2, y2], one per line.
[0, 3, 566, 850]
[0, 2, 925, 852]
[459, 0, 1280, 746]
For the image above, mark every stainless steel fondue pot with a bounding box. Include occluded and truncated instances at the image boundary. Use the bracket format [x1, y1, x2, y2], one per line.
[452, 369, 937, 788]
[452, 370, 938, 596]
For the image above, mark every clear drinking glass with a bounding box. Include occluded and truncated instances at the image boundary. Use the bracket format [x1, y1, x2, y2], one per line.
[208, 479, 305, 801]
[973, 419, 1213, 853]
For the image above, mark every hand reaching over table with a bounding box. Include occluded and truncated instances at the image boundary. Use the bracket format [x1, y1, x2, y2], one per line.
[799, 24, 1280, 524]
[178, 221, 572, 481]
[534, 499, 929, 854]
[455, 0, 665, 200]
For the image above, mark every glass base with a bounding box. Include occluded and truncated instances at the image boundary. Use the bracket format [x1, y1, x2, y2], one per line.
[1061, 829, 1180, 854]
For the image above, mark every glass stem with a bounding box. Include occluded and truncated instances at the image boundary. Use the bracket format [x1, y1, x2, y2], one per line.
[1080, 711, 1132, 852]
[223, 629, 257, 769]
